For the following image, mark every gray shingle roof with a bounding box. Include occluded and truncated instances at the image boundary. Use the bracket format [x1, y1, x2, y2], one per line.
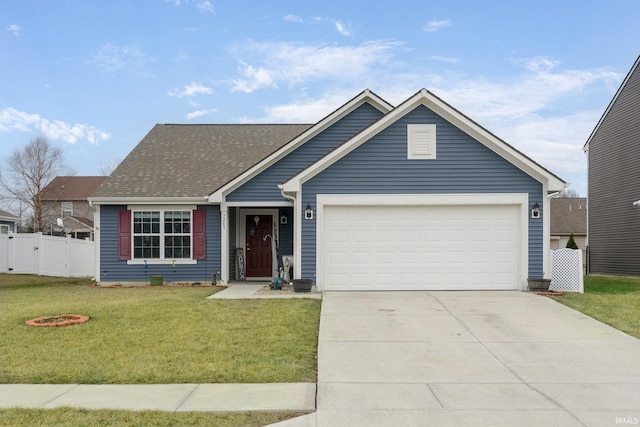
[550, 198, 587, 236]
[93, 124, 312, 199]
[0, 209, 20, 220]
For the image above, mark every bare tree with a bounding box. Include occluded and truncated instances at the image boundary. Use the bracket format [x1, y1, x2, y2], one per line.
[99, 158, 121, 176]
[559, 188, 580, 198]
[0, 136, 72, 232]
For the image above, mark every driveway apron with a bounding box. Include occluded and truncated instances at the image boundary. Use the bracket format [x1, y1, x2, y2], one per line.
[315, 291, 640, 427]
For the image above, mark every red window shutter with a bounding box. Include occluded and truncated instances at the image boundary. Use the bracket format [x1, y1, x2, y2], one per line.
[192, 209, 205, 260]
[118, 210, 132, 260]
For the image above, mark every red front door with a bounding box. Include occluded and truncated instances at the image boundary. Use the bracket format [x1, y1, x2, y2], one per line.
[245, 215, 273, 277]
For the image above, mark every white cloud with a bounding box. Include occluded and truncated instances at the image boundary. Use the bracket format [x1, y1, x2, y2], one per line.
[167, 0, 215, 13]
[231, 62, 277, 93]
[90, 43, 151, 73]
[284, 14, 304, 23]
[245, 91, 355, 123]
[230, 40, 401, 93]
[423, 19, 451, 32]
[0, 107, 111, 145]
[430, 55, 458, 63]
[283, 15, 352, 36]
[186, 109, 217, 120]
[334, 20, 351, 36]
[5, 24, 20, 36]
[168, 82, 214, 97]
[197, 1, 215, 13]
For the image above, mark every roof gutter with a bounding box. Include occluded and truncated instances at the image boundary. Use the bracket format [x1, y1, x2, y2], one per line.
[88, 196, 210, 205]
[278, 184, 297, 204]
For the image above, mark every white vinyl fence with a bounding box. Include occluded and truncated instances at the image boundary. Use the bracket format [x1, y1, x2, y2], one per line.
[550, 248, 584, 293]
[0, 233, 94, 278]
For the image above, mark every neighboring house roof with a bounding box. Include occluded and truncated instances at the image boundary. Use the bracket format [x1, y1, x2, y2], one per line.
[550, 197, 587, 236]
[61, 216, 94, 232]
[282, 89, 566, 193]
[41, 176, 108, 201]
[584, 55, 640, 152]
[92, 124, 312, 200]
[0, 209, 20, 222]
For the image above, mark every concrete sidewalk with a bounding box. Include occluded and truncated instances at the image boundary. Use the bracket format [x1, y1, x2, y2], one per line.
[0, 383, 316, 413]
[207, 283, 321, 299]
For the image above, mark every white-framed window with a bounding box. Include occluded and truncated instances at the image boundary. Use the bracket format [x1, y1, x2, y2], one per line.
[407, 124, 437, 159]
[0, 225, 9, 234]
[61, 201, 73, 217]
[132, 210, 192, 259]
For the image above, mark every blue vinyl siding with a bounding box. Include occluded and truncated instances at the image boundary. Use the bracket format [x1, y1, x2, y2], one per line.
[227, 103, 385, 202]
[99, 204, 221, 283]
[278, 207, 294, 255]
[300, 105, 544, 281]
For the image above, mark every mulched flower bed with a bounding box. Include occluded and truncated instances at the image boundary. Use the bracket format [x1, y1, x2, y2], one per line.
[25, 314, 90, 327]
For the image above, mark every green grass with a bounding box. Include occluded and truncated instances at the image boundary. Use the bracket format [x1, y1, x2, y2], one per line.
[0, 274, 321, 384]
[549, 274, 640, 339]
[0, 407, 309, 427]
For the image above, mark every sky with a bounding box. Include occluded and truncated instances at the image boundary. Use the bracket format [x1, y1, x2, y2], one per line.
[1, 1, 639, 199]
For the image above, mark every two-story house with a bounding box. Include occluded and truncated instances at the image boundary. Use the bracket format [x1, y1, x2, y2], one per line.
[41, 176, 107, 240]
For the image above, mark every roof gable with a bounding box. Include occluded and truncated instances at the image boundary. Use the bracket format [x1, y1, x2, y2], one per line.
[282, 89, 565, 193]
[584, 55, 640, 151]
[208, 89, 393, 202]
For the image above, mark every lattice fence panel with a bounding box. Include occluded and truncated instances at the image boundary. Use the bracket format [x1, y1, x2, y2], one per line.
[551, 249, 584, 293]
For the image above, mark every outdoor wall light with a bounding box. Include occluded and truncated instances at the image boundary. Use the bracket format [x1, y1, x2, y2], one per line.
[280, 213, 288, 224]
[531, 202, 540, 219]
[304, 203, 313, 220]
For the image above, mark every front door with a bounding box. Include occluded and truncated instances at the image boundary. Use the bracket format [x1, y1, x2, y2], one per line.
[245, 215, 273, 277]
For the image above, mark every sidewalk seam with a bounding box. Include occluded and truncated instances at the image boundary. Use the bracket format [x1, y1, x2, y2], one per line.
[174, 384, 200, 412]
[40, 384, 80, 408]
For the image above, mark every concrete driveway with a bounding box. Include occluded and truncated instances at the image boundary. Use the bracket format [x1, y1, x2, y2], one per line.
[312, 291, 640, 427]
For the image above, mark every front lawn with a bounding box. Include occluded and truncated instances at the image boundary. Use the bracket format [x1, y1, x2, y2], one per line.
[0, 275, 321, 384]
[0, 408, 309, 427]
[549, 274, 640, 339]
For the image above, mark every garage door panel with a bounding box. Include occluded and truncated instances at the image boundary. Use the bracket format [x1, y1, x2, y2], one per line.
[322, 204, 521, 291]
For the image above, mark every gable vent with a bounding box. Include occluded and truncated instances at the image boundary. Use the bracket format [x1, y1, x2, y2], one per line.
[408, 124, 436, 159]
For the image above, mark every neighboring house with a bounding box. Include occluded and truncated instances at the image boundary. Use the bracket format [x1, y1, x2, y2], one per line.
[89, 89, 565, 290]
[0, 209, 20, 234]
[584, 56, 640, 276]
[550, 197, 587, 250]
[41, 176, 107, 240]
[550, 197, 587, 265]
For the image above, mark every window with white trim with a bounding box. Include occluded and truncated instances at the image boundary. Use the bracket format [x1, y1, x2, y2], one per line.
[407, 124, 437, 159]
[132, 210, 191, 259]
[61, 201, 73, 217]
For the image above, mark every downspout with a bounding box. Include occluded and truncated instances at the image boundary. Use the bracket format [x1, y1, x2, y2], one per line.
[279, 184, 301, 280]
[88, 199, 100, 283]
[220, 201, 228, 285]
[543, 184, 569, 281]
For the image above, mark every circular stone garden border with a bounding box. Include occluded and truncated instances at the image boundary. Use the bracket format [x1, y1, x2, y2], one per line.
[25, 314, 90, 327]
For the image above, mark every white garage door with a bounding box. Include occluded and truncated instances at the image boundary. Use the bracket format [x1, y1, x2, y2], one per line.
[322, 204, 521, 290]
